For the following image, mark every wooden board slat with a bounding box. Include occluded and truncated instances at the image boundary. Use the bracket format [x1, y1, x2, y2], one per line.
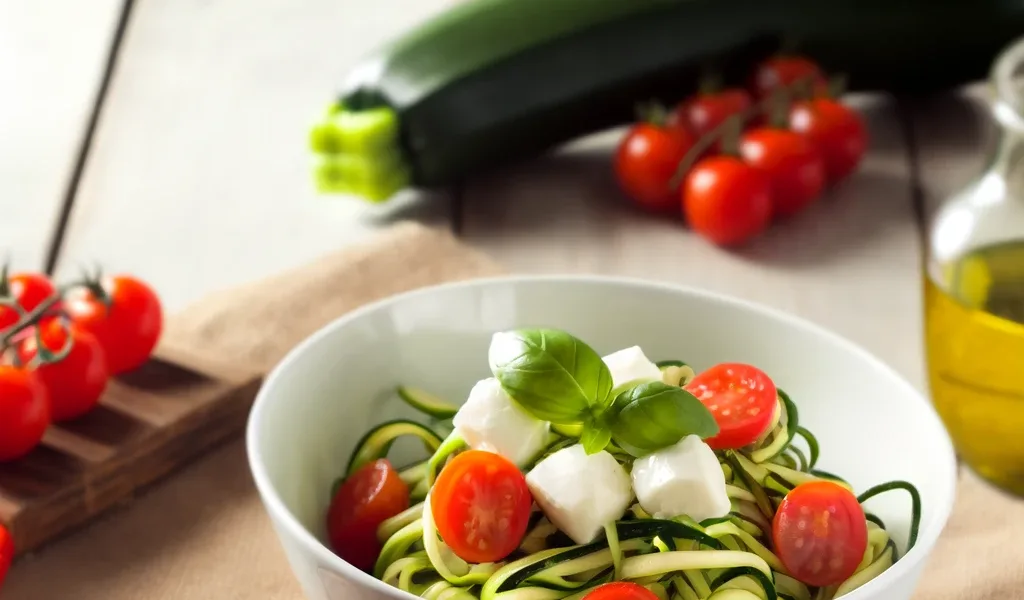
[0, 0, 124, 270]
[460, 94, 926, 387]
[52, 0, 455, 313]
[0, 343, 261, 556]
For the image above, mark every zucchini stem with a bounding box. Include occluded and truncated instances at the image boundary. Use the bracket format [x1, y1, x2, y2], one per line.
[309, 103, 412, 202]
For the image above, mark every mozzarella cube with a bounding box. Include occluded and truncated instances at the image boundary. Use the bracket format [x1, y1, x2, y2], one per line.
[452, 378, 550, 466]
[630, 434, 730, 522]
[526, 444, 633, 544]
[602, 346, 662, 390]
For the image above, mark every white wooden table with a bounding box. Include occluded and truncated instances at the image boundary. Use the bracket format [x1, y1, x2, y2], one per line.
[4, 0, 996, 396]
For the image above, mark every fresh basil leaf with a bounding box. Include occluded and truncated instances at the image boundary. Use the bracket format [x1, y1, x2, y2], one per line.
[580, 422, 612, 455]
[604, 381, 719, 457]
[488, 329, 613, 423]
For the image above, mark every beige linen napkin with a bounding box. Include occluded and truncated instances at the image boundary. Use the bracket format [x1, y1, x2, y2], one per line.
[2, 222, 1020, 599]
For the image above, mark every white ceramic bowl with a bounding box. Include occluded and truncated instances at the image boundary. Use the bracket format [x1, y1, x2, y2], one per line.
[246, 276, 957, 600]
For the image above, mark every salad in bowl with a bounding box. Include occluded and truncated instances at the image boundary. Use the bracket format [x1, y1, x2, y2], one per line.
[326, 328, 920, 600]
[245, 276, 956, 600]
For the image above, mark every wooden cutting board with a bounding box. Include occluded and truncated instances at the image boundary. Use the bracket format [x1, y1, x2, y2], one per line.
[0, 341, 263, 556]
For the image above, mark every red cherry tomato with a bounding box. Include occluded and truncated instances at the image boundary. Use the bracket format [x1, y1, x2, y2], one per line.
[0, 366, 50, 462]
[326, 459, 410, 572]
[682, 156, 772, 247]
[789, 98, 868, 184]
[669, 88, 753, 150]
[583, 582, 661, 600]
[0, 272, 57, 332]
[0, 523, 13, 587]
[684, 363, 777, 450]
[18, 320, 109, 422]
[614, 124, 695, 213]
[431, 450, 532, 564]
[773, 481, 868, 587]
[64, 275, 163, 375]
[751, 56, 827, 100]
[739, 128, 826, 218]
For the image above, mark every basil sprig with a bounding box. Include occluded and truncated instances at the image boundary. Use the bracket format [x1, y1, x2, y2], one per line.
[489, 328, 718, 457]
[489, 329, 614, 423]
[602, 381, 719, 457]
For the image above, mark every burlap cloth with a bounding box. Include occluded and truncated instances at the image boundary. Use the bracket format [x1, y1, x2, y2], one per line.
[3, 222, 1022, 599]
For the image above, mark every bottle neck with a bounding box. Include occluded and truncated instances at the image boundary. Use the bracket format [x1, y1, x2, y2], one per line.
[988, 36, 1024, 193]
[991, 99, 1024, 168]
[983, 103, 1024, 206]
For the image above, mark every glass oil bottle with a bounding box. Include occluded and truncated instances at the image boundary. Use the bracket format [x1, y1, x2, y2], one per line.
[925, 36, 1024, 495]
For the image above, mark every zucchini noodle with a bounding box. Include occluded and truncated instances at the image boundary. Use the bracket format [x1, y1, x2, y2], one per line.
[344, 375, 922, 600]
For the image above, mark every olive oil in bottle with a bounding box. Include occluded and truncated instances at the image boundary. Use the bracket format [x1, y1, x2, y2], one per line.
[925, 242, 1024, 495]
[924, 35, 1024, 494]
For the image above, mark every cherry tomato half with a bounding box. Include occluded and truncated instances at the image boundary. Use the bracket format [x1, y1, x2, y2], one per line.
[615, 123, 695, 213]
[0, 272, 57, 332]
[583, 582, 661, 600]
[0, 366, 50, 462]
[64, 275, 163, 375]
[682, 156, 772, 247]
[789, 98, 868, 185]
[739, 128, 826, 218]
[751, 56, 827, 100]
[669, 88, 753, 152]
[326, 459, 410, 572]
[0, 523, 13, 587]
[431, 449, 532, 564]
[19, 320, 109, 422]
[773, 481, 868, 588]
[684, 363, 777, 450]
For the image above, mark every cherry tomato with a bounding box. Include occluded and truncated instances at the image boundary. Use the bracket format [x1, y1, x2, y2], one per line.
[0, 523, 12, 587]
[583, 582, 661, 600]
[684, 363, 777, 450]
[789, 98, 868, 184]
[0, 273, 57, 332]
[681, 156, 772, 247]
[739, 128, 826, 218]
[326, 459, 409, 572]
[430, 449, 532, 564]
[669, 88, 753, 150]
[751, 56, 827, 100]
[0, 366, 50, 462]
[64, 275, 163, 375]
[614, 123, 695, 213]
[18, 320, 109, 422]
[773, 481, 868, 587]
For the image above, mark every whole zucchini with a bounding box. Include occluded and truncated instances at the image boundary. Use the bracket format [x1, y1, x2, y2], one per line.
[310, 0, 1024, 202]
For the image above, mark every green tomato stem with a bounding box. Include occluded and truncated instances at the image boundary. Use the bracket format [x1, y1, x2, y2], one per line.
[667, 72, 823, 191]
[0, 293, 63, 349]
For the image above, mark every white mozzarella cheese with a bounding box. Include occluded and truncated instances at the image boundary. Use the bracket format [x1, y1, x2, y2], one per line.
[525, 444, 633, 544]
[630, 434, 730, 522]
[602, 346, 663, 390]
[452, 377, 550, 466]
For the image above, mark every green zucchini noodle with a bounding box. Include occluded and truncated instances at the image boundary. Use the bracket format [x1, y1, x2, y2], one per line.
[345, 374, 922, 600]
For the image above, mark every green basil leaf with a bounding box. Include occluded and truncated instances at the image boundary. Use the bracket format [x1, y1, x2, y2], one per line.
[488, 329, 613, 424]
[604, 381, 719, 457]
[580, 422, 612, 455]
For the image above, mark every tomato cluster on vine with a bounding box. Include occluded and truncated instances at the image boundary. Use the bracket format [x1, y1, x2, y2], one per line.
[0, 268, 163, 462]
[614, 55, 868, 247]
[0, 267, 162, 585]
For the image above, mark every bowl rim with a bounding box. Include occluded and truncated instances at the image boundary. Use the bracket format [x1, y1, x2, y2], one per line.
[246, 273, 958, 600]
